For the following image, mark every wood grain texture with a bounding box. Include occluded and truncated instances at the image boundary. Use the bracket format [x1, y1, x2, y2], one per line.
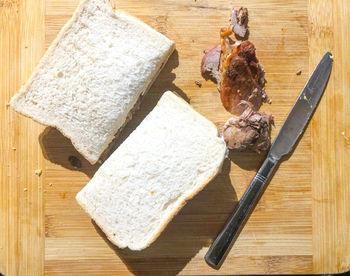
[0, 0, 348, 275]
[0, 0, 45, 275]
[44, 0, 312, 274]
[309, 0, 350, 273]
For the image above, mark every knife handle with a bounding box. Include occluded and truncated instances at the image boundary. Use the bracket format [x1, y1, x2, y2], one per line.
[205, 155, 279, 268]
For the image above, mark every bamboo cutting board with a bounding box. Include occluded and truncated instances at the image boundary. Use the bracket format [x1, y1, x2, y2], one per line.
[1, 0, 349, 275]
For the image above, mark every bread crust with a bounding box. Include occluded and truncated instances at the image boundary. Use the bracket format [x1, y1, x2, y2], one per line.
[10, 0, 175, 164]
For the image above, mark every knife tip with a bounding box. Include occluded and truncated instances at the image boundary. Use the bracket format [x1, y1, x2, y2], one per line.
[325, 52, 334, 61]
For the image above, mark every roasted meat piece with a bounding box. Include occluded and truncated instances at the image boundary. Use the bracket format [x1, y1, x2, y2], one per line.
[201, 44, 221, 84]
[201, 31, 268, 116]
[219, 32, 268, 115]
[201, 5, 274, 153]
[223, 105, 274, 153]
[201, 40, 240, 89]
[230, 6, 249, 38]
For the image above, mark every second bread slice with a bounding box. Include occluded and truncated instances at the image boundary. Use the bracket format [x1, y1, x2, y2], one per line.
[76, 91, 227, 250]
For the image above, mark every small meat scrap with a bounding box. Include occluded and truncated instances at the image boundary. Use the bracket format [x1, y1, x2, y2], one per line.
[220, 38, 268, 115]
[223, 106, 274, 153]
[201, 44, 221, 84]
[230, 6, 249, 39]
[195, 80, 202, 87]
[296, 68, 302, 75]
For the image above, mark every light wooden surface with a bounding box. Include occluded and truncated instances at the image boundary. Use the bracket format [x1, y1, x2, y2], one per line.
[309, 0, 350, 272]
[0, 0, 349, 275]
[0, 0, 45, 275]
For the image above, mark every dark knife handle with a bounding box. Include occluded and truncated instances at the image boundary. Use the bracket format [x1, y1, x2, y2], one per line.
[205, 155, 279, 268]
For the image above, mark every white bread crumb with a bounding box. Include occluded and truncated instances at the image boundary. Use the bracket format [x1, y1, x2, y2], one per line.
[35, 169, 42, 176]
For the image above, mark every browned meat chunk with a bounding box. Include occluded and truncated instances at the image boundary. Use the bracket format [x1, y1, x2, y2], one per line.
[201, 39, 241, 88]
[220, 37, 268, 115]
[230, 6, 249, 38]
[201, 44, 221, 84]
[200, 6, 274, 154]
[201, 6, 268, 116]
[223, 106, 274, 153]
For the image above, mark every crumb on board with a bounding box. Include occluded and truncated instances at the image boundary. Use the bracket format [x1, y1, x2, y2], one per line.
[5, 103, 10, 108]
[341, 131, 349, 142]
[195, 80, 202, 88]
[34, 169, 42, 176]
[268, 99, 272, 104]
[49, 183, 53, 186]
[24, 188, 27, 192]
[97, 159, 103, 164]
[12, 147, 16, 151]
[296, 68, 302, 75]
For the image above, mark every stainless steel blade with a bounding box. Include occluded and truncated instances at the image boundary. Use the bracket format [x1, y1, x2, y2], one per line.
[270, 52, 333, 158]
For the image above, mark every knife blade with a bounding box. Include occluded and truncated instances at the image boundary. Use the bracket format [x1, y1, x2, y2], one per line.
[270, 52, 333, 158]
[205, 52, 333, 269]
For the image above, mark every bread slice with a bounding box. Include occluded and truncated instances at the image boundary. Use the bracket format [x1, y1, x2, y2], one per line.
[76, 91, 227, 250]
[10, 0, 175, 164]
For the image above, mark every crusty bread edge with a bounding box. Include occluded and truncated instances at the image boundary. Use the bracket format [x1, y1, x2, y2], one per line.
[76, 92, 227, 250]
[10, 0, 175, 164]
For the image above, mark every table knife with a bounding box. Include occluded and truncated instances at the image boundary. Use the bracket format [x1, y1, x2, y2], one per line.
[205, 52, 333, 268]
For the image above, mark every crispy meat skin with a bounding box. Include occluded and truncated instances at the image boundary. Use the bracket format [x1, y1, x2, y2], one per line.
[220, 40, 268, 115]
[223, 106, 273, 153]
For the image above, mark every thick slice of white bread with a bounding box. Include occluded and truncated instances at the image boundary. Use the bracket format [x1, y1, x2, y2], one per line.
[76, 91, 227, 250]
[10, 0, 175, 164]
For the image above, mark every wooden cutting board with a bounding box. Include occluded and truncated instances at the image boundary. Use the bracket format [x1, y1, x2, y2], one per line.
[1, 0, 349, 275]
